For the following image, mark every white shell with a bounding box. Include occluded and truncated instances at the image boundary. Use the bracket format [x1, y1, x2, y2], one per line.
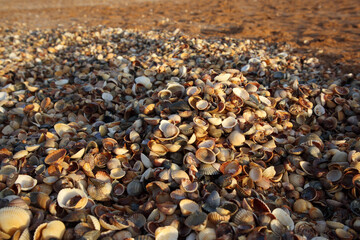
[135, 76, 152, 89]
[102, 92, 113, 102]
[15, 175, 37, 191]
[272, 208, 294, 231]
[57, 188, 88, 210]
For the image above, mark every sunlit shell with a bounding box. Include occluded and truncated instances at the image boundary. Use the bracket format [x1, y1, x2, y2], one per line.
[208, 211, 230, 224]
[167, 82, 185, 98]
[33, 220, 66, 240]
[179, 199, 200, 216]
[219, 161, 242, 176]
[14, 175, 37, 191]
[99, 213, 132, 231]
[44, 149, 66, 165]
[185, 211, 208, 231]
[180, 179, 199, 193]
[57, 188, 88, 210]
[171, 170, 190, 184]
[249, 167, 262, 182]
[196, 148, 216, 164]
[109, 168, 126, 180]
[270, 219, 287, 236]
[135, 76, 152, 89]
[158, 120, 180, 140]
[13, 150, 28, 160]
[0, 207, 31, 236]
[293, 199, 312, 214]
[196, 100, 209, 110]
[228, 130, 245, 146]
[207, 117, 222, 126]
[158, 89, 172, 100]
[186, 86, 201, 96]
[193, 116, 209, 131]
[54, 123, 75, 137]
[233, 87, 250, 100]
[222, 117, 237, 132]
[199, 164, 220, 176]
[262, 166, 276, 179]
[314, 104, 325, 116]
[155, 226, 178, 240]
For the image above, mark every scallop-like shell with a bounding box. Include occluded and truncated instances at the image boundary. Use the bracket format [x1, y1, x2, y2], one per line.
[127, 179, 143, 196]
[57, 188, 88, 210]
[272, 208, 294, 230]
[180, 179, 199, 193]
[196, 148, 216, 164]
[228, 130, 245, 146]
[33, 220, 65, 240]
[208, 211, 230, 224]
[14, 175, 37, 191]
[179, 199, 200, 216]
[99, 213, 132, 231]
[155, 226, 178, 240]
[0, 207, 31, 236]
[185, 211, 208, 231]
[233, 209, 255, 226]
[44, 149, 66, 165]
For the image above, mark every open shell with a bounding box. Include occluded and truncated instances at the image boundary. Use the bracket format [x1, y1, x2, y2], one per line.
[196, 148, 216, 164]
[33, 220, 65, 240]
[14, 175, 37, 191]
[57, 188, 88, 210]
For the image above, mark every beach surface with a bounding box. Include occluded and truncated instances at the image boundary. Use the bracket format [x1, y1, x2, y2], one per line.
[0, 0, 359, 74]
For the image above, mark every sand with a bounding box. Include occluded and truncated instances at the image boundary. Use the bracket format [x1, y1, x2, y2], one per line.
[0, 0, 359, 74]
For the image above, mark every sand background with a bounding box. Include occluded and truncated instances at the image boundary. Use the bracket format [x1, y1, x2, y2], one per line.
[0, 0, 359, 74]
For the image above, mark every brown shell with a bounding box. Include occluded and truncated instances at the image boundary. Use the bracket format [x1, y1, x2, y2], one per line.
[44, 149, 66, 165]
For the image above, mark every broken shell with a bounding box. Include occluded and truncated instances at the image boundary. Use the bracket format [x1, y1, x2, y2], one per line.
[219, 161, 242, 176]
[110, 168, 126, 179]
[44, 149, 66, 165]
[57, 188, 88, 210]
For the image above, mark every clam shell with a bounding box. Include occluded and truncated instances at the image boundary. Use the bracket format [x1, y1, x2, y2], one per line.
[57, 188, 88, 210]
[54, 123, 75, 137]
[110, 168, 126, 179]
[154, 226, 178, 240]
[233, 209, 255, 226]
[249, 167, 262, 182]
[228, 130, 245, 146]
[326, 169, 342, 182]
[199, 164, 220, 176]
[159, 120, 180, 140]
[233, 87, 250, 100]
[179, 199, 200, 216]
[171, 170, 190, 184]
[135, 76, 152, 89]
[198, 228, 216, 240]
[222, 117, 237, 131]
[219, 161, 242, 176]
[207, 117, 222, 126]
[14, 175, 37, 191]
[272, 208, 294, 230]
[196, 148, 216, 164]
[13, 150, 28, 160]
[34, 220, 65, 240]
[185, 211, 208, 231]
[0, 207, 31, 236]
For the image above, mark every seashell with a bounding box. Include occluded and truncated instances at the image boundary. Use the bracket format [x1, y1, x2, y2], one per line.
[326, 169, 342, 182]
[233, 209, 255, 226]
[158, 120, 180, 140]
[127, 179, 143, 196]
[171, 170, 190, 184]
[219, 161, 242, 176]
[14, 175, 37, 191]
[179, 199, 200, 216]
[33, 220, 66, 240]
[222, 117, 237, 132]
[71, 148, 85, 159]
[158, 89, 172, 100]
[334, 86, 349, 95]
[208, 211, 230, 224]
[228, 130, 246, 147]
[180, 179, 199, 193]
[148, 141, 168, 156]
[110, 168, 126, 179]
[272, 208, 294, 230]
[202, 190, 220, 212]
[249, 167, 262, 182]
[57, 188, 88, 210]
[294, 221, 317, 240]
[262, 166, 276, 179]
[198, 228, 216, 240]
[54, 123, 75, 137]
[13, 150, 28, 160]
[350, 199, 360, 216]
[0, 207, 31, 237]
[167, 82, 185, 98]
[193, 116, 209, 131]
[185, 211, 208, 231]
[135, 76, 152, 89]
[207, 117, 222, 126]
[314, 104, 325, 116]
[332, 151, 348, 162]
[233, 87, 250, 100]
[270, 219, 287, 236]
[199, 164, 220, 176]
[44, 149, 66, 165]
[335, 229, 353, 240]
[196, 148, 216, 164]
[155, 226, 178, 240]
[99, 213, 132, 231]
[196, 100, 209, 111]
[102, 92, 113, 102]
[293, 199, 312, 214]
[308, 207, 324, 220]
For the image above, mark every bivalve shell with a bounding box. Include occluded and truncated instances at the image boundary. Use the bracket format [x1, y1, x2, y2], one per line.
[0, 207, 31, 237]
[57, 188, 88, 210]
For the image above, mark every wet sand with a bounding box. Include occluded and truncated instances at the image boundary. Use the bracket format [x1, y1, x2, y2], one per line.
[0, 0, 359, 74]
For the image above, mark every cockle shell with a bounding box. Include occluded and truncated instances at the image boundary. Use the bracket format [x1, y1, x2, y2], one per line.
[155, 226, 178, 240]
[272, 208, 294, 230]
[14, 175, 37, 191]
[33, 220, 65, 240]
[57, 188, 88, 210]
[0, 207, 31, 237]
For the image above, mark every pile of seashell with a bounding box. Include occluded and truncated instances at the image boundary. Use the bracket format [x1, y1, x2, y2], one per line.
[0, 26, 360, 240]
